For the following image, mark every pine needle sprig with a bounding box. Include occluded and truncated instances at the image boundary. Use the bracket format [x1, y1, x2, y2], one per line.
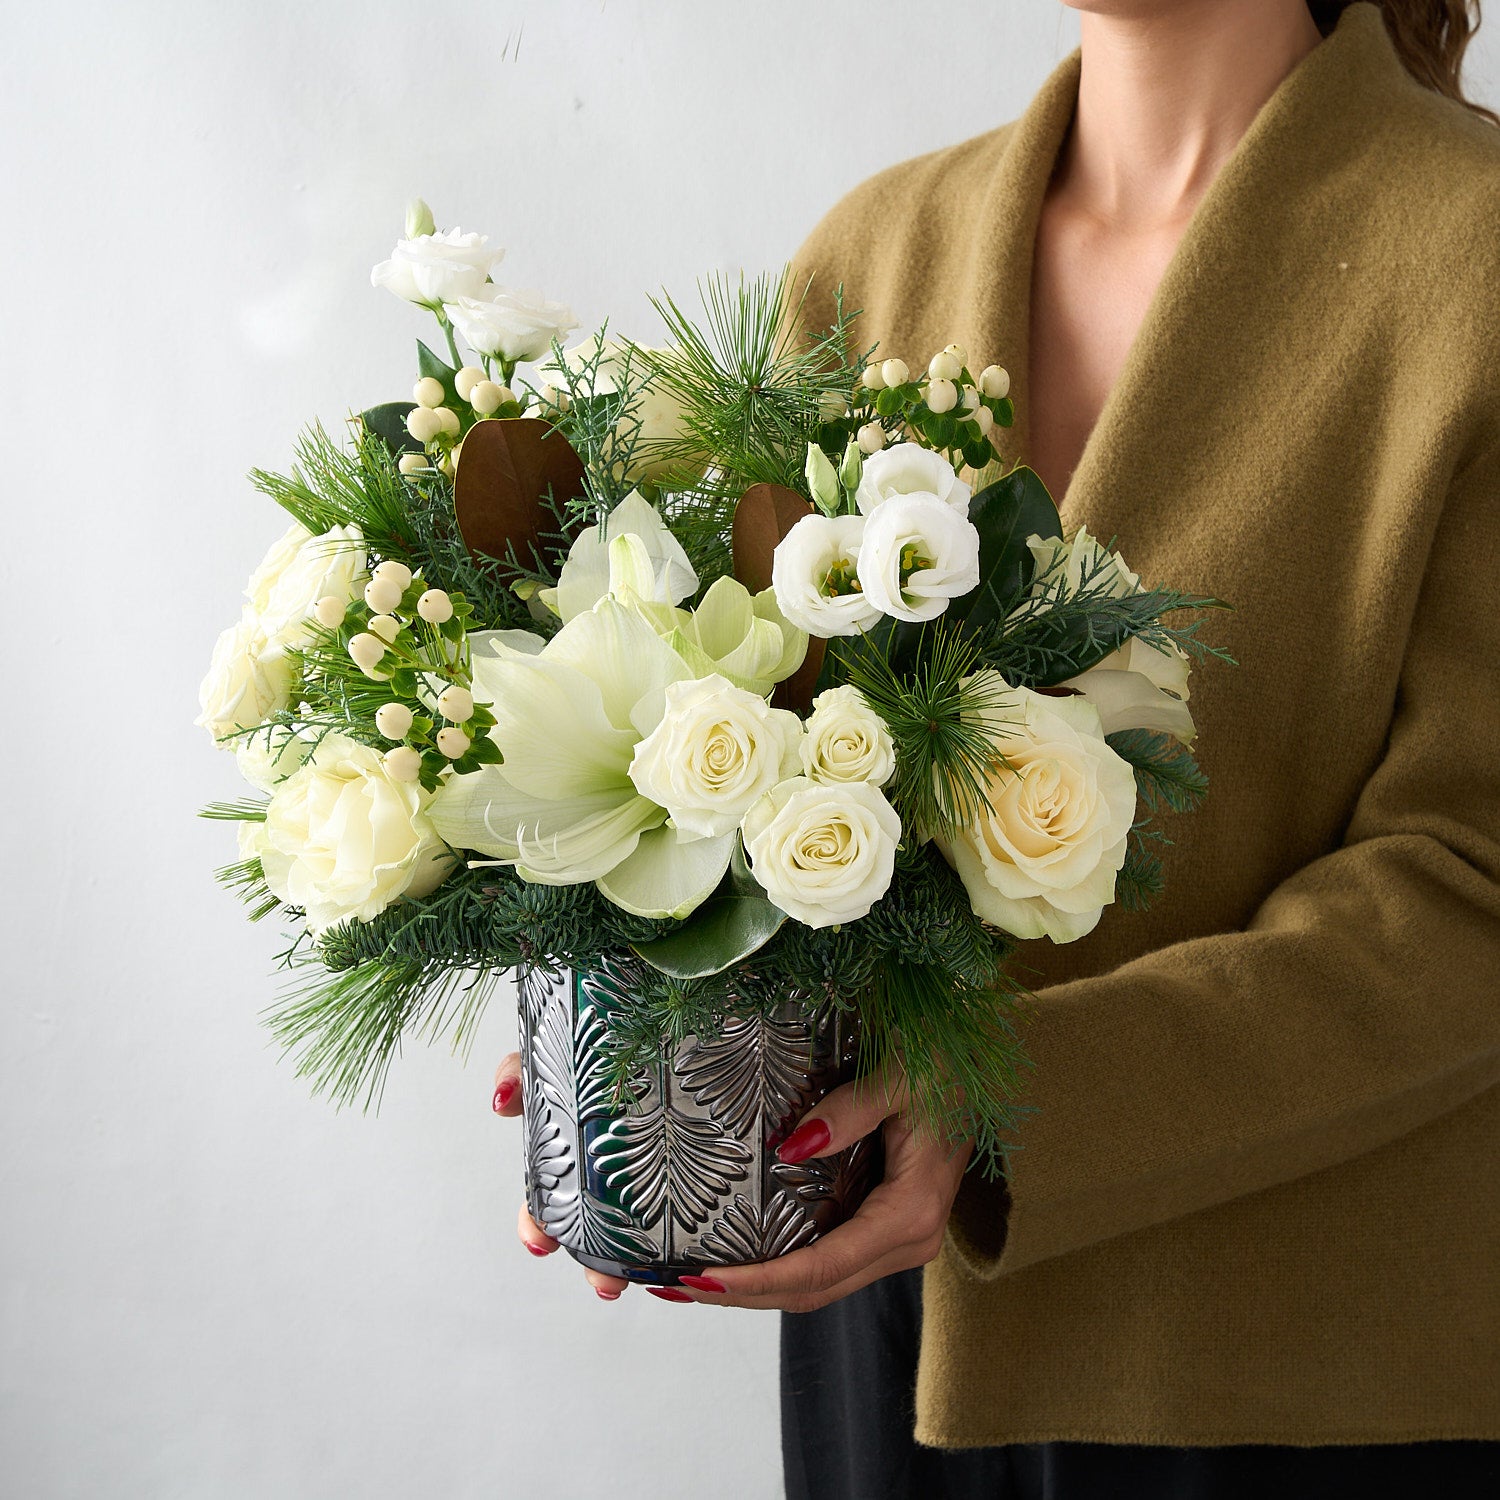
[215, 856, 280, 922]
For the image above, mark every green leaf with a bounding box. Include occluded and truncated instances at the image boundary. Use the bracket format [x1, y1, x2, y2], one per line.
[949, 465, 1062, 634]
[417, 339, 461, 406]
[358, 401, 421, 456]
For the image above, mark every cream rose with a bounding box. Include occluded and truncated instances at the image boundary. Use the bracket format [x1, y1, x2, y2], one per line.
[800, 686, 896, 787]
[195, 611, 293, 747]
[856, 492, 981, 623]
[244, 520, 367, 651]
[742, 776, 902, 929]
[854, 441, 971, 517]
[935, 674, 1137, 943]
[370, 227, 504, 307]
[629, 674, 803, 840]
[771, 513, 881, 638]
[235, 724, 311, 792]
[257, 734, 454, 935]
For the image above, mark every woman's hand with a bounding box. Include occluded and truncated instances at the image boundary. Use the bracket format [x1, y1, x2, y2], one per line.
[492, 1054, 971, 1309]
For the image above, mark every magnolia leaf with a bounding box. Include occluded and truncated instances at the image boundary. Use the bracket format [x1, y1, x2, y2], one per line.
[357, 401, 421, 456]
[454, 416, 588, 577]
[731, 482, 812, 593]
[949, 465, 1062, 634]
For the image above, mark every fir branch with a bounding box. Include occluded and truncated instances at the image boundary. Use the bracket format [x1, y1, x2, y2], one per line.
[1114, 827, 1166, 913]
[1107, 729, 1210, 815]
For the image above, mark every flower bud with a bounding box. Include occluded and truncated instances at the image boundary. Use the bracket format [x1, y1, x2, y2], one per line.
[434, 406, 461, 438]
[364, 575, 404, 614]
[838, 437, 863, 494]
[860, 363, 886, 391]
[880, 358, 910, 388]
[857, 422, 887, 455]
[944, 342, 967, 370]
[436, 725, 472, 759]
[348, 632, 388, 675]
[397, 452, 429, 477]
[978, 364, 1011, 399]
[405, 406, 444, 444]
[436, 684, 474, 722]
[928, 350, 961, 382]
[413, 376, 446, 409]
[373, 559, 413, 591]
[469, 380, 512, 416]
[804, 442, 842, 517]
[368, 613, 401, 644]
[312, 594, 347, 629]
[925, 378, 959, 414]
[375, 702, 414, 740]
[383, 744, 423, 782]
[455, 365, 486, 401]
[404, 198, 436, 240]
[416, 588, 454, 623]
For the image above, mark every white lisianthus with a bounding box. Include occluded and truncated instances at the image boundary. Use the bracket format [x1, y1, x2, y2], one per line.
[934, 674, 1137, 943]
[195, 612, 293, 747]
[854, 442, 971, 518]
[255, 735, 455, 935]
[234, 724, 311, 792]
[445, 286, 579, 364]
[856, 493, 981, 623]
[540, 490, 699, 622]
[800, 686, 896, 787]
[370, 227, 503, 307]
[629, 675, 804, 841]
[244, 520, 367, 650]
[742, 777, 902, 929]
[771, 513, 881, 638]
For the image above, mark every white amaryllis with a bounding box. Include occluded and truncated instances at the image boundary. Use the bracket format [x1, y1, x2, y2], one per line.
[540, 491, 698, 623]
[742, 777, 902, 929]
[934, 675, 1137, 943]
[800, 686, 896, 787]
[771, 513, 881, 638]
[370, 227, 503, 307]
[195, 612, 293, 747]
[856, 492, 981, 623]
[249, 735, 454, 935]
[855, 441, 971, 517]
[244, 520, 367, 651]
[428, 599, 737, 920]
[445, 286, 578, 364]
[629, 675, 803, 840]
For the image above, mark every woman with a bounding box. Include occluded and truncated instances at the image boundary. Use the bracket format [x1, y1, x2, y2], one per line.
[496, 2, 1500, 1493]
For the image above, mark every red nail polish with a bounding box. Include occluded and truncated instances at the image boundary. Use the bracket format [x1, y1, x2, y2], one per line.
[777, 1118, 832, 1164]
[524, 1241, 552, 1258]
[679, 1274, 727, 1294]
[493, 1078, 517, 1113]
[647, 1286, 693, 1303]
[595, 1287, 622, 1301]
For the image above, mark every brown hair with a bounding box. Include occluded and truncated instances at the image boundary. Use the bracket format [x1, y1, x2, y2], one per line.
[1308, 1, 1499, 123]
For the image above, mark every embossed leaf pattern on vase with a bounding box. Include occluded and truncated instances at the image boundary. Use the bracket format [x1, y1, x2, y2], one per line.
[694, 1190, 819, 1265]
[675, 1011, 820, 1140]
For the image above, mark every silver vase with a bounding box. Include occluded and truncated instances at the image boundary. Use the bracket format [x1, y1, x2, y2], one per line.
[517, 962, 880, 1284]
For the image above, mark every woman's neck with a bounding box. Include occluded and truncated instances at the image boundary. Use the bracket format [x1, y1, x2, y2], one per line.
[1064, 0, 1324, 226]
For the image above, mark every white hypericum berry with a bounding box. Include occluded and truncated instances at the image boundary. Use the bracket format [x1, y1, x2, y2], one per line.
[368, 614, 401, 644]
[469, 380, 513, 416]
[880, 358, 910, 388]
[436, 725, 471, 759]
[383, 745, 422, 782]
[364, 575, 404, 614]
[925, 378, 958, 414]
[414, 376, 446, 409]
[416, 588, 454, 623]
[312, 594, 347, 629]
[537, 382, 570, 411]
[405, 406, 444, 444]
[436, 684, 474, 722]
[928, 350, 961, 382]
[975, 406, 995, 437]
[943, 342, 967, 369]
[860, 363, 886, 391]
[978, 364, 1011, 399]
[960, 386, 982, 414]
[856, 422, 887, 455]
[455, 365, 486, 401]
[348, 632, 388, 674]
[372, 559, 413, 591]
[819, 391, 850, 422]
[435, 406, 461, 438]
[375, 702, 414, 740]
[397, 452, 429, 476]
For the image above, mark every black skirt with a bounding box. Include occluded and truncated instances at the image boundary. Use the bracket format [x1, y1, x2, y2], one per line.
[780, 1269, 1500, 1500]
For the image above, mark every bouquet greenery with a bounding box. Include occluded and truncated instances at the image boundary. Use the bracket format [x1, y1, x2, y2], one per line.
[199, 201, 1226, 1172]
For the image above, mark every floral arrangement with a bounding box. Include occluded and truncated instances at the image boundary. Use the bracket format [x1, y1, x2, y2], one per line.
[199, 201, 1226, 1167]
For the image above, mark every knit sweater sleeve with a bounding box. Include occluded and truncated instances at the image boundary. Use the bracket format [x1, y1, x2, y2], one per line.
[947, 440, 1500, 1279]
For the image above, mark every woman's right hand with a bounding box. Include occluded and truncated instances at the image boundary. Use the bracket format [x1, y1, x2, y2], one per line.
[492, 1054, 634, 1302]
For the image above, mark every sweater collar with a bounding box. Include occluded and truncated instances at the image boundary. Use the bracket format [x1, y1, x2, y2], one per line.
[978, 1, 1408, 532]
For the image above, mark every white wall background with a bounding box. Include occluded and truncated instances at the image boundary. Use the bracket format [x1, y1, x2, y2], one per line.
[1, 4, 1494, 1497]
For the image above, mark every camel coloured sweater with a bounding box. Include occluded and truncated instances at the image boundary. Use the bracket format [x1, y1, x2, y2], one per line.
[793, 4, 1500, 1448]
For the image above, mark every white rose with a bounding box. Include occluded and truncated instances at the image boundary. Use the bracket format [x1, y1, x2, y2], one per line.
[743, 777, 902, 929]
[370, 227, 504, 307]
[445, 286, 579, 364]
[934, 674, 1137, 943]
[235, 724, 312, 792]
[195, 611, 293, 747]
[800, 686, 896, 787]
[629, 674, 803, 840]
[771, 513, 881, 638]
[856, 492, 981, 623]
[854, 441, 971, 517]
[245, 521, 367, 650]
[257, 734, 454, 935]
[1011, 527, 1139, 619]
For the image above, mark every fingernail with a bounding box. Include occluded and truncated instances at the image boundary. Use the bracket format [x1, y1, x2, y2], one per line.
[493, 1078, 517, 1113]
[594, 1287, 622, 1301]
[777, 1118, 832, 1164]
[647, 1286, 693, 1303]
[679, 1274, 727, 1294]
[524, 1241, 552, 1258]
